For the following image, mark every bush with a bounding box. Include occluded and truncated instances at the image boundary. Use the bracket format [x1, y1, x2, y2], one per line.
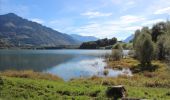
[110, 43, 123, 61]
[103, 69, 109, 76]
[111, 49, 123, 61]
[112, 43, 123, 50]
[128, 50, 136, 58]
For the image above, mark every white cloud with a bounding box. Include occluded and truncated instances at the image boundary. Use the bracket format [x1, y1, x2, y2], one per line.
[154, 7, 170, 15]
[72, 18, 166, 40]
[121, 0, 136, 11]
[48, 10, 166, 40]
[71, 15, 144, 39]
[120, 15, 146, 24]
[69, 14, 166, 40]
[72, 23, 133, 40]
[75, 14, 145, 38]
[126, 1, 135, 5]
[110, 0, 136, 5]
[142, 19, 165, 26]
[124, 26, 141, 31]
[31, 18, 44, 24]
[81, 11, 112, 18]
[109, 0, 137, 11]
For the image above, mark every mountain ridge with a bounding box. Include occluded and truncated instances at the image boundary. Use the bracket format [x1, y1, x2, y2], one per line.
[0, 13, 79, 47]
[70, 34, 98, 42]
[123, 34, 134, 43]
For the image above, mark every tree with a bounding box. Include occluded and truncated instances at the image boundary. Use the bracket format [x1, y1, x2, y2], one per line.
[164, 35, 170, 60]
[111, 43, 123, 60]
[133, 21, 170, 61]
[141, 26, 151, 35]
[133, 29, 141, 48]
[154, 21, 170, 60]
[79, 37, 117, 49]
[151, 22, 167, 42]
[79, 42, 97, 49]
[108, 37, 117, 45]
[166, 20, 170, 33]
[135, 33, 154, 67]
[157, 34, 170, 60]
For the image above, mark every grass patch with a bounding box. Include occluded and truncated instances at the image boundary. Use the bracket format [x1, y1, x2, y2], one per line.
[107, 58, 170, 88]
[0, 70, 63, 81]
[106, 57, 139, 69]
[126, 86, 170, 99]
[0, 76, 107, 100]
[0, 76, 170, 99]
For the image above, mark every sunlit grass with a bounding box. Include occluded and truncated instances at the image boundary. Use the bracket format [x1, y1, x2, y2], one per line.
[0, 76, 107, 100]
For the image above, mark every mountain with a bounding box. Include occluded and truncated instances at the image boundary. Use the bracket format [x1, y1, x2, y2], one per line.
[70, 34, 98, 42]
[0, 13, 79, 47]
[123, 34, 134, 43]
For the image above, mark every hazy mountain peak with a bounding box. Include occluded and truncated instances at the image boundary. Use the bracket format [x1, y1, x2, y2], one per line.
[5, 13, 17, 16]
[1, 13, 21, 18]
[123, 34, 134, 43]
[71, 34, 98, 42]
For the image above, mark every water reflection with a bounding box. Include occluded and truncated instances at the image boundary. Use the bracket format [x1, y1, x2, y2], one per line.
[0, 50, 132, 81]
[45, 56, 106, 80]
[0, 53, 75, 71]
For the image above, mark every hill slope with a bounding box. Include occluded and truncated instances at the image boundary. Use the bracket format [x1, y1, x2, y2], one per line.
[0, 13, 78, 47]
[123, 34, 134, 43]
[70, 34, 98, 42]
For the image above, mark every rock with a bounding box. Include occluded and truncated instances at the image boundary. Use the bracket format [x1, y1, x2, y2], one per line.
[106, 85, 127, 99]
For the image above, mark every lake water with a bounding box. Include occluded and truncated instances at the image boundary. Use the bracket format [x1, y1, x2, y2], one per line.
[0, 49, 132, 81]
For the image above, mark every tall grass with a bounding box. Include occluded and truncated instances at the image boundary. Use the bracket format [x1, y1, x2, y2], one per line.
[0, 70, 63, 81]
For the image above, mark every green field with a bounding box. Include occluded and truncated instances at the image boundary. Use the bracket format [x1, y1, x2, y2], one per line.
[0, 76, 170, 100]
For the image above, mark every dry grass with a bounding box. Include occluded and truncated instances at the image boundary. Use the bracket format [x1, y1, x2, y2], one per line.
[106, 57, 139, 69]
[0, 70, 63, 81]
[77, 58, 170, 89]
[72, 72, 170, 88]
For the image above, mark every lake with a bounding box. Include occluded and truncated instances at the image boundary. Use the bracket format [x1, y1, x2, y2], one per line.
[0, 49, 132, 81]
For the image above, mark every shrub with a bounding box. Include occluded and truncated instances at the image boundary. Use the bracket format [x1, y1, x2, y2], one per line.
[103, 70, 109, 76]
[111, 43, 123, 61]
[128, 50, 136, 58]
[111, 49, 123, 61]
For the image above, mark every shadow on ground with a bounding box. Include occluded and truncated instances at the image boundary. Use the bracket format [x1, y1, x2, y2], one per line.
[130, 64, 159, 73]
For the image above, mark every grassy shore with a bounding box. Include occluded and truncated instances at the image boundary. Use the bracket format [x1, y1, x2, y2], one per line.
[0, 58, 170, 99]
[0, 76, 107, 100]
[106, 58, 170, 88]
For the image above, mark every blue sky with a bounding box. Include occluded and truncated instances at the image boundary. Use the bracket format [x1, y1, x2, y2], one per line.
[0, 0, 170, 40]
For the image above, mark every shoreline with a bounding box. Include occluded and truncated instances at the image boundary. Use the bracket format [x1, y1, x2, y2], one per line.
[0, 57, 170, 99]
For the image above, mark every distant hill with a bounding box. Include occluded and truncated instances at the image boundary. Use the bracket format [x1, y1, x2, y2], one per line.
[70, 34, 98, 42]
[123, 34, 134, 43]
[0, 13, 79, 47]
